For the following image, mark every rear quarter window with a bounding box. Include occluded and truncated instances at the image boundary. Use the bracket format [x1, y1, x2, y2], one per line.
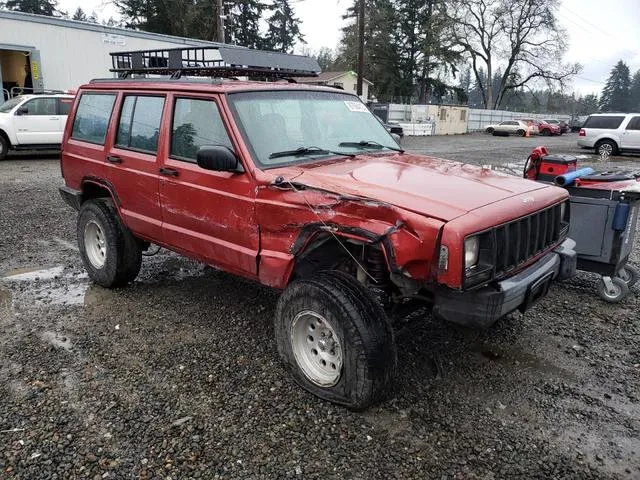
[582, 116, 624, 129]
[71, 93, 117, 145]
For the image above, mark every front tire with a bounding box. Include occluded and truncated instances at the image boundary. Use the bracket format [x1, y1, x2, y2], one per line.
[486, 127, 494, 134]
[275, 270, 396, 410]
[77, 199, 142, 288]
[597, 276, 629, 303]
[0, 135, 8, 160]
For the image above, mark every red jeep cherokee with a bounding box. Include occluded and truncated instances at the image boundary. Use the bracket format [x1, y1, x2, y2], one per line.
[59, 48, 576, 409]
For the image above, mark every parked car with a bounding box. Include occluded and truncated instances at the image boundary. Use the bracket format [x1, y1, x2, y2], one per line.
[519, 119, 561, 136]
[59, 47, 577, 409]
[570, 115, 587, 133]
[374, 114, 404, 138]
[484, 120, 534, 136]
[578, 113, 640, 156]
[543, 119, 570, 134]
[0, 93, 75, 160]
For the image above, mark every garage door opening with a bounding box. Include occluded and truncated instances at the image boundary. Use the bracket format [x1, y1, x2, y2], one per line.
[1, 48, 41, 101]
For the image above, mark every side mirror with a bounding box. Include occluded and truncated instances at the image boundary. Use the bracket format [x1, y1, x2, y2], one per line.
[196, 145, 243, 173]
[15, 106, 28, 116]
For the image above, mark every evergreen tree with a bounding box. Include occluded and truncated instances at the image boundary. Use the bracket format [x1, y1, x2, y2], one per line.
[631, 70, 640, 112]
[72, 6, 87, 21]
[226, 1, 266, 49]
[264, 0, 305, 53]
[600, 60, 631, 112]
[6, 0, 60, 16]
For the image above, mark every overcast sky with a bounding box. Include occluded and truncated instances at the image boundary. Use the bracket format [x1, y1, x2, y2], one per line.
[59, 0, 640, 96]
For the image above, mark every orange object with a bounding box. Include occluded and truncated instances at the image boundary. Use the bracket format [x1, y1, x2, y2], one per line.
[526, 121, 531, 137]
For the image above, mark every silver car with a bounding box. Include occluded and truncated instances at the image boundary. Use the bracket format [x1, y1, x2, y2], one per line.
[577, 113, 640, 156]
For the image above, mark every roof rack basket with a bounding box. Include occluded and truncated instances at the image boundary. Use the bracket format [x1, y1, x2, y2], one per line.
[110, 46, 321, 79]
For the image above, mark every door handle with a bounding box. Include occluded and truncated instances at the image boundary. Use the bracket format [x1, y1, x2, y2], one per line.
[159, 167, 179, 177]
[49, 117, 59, 120]
[107, 155, 122, 164]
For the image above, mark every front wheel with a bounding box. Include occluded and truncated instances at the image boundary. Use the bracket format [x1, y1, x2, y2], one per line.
[77, 199, 142, 288]
[275, 270, 396, 410]
[485, 127, 494, 134]
[596, 276, 629, 303]
[0, 136, 8, 160]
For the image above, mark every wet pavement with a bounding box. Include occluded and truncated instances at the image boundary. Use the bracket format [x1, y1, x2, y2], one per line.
[0, 133, 638, 479]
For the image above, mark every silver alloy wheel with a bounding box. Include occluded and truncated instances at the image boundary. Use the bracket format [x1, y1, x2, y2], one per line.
[598, 142, 613, 156]
[84, 220, 107, 269]
[0, 140, 4, 155]
[290, 310, 343, 387]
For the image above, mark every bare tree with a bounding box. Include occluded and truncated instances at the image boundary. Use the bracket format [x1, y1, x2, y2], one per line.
[449, 0, 581, 109]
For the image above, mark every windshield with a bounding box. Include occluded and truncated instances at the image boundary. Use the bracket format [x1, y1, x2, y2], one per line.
[227, 90, 399, 168]
[0, 97, 23, 113]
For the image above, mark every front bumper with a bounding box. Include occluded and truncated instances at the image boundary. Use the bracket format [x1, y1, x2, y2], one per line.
[433, 238, 577, 329]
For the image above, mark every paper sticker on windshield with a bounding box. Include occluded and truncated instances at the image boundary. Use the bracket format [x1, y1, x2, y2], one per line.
[344, 101, 368, 113]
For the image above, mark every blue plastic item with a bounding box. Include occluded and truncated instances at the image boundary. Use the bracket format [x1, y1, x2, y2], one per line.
[612, 202, 630, 231]
[554, 167, 595, 187]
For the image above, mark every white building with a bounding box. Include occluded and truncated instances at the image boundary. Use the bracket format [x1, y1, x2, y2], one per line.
[0, 10, 223, 99]
[293, 71, 372, 101]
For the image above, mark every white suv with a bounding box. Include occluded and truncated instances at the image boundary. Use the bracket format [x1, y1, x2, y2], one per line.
[0, 94, 75, 160]
[577, 113, 640, 156]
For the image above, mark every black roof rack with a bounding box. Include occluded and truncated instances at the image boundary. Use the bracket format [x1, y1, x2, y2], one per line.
[110, 46, 321, 80]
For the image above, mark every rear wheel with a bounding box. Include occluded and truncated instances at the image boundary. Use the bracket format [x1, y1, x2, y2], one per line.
[541, 129, 551, 136]
[275, 270, 396, 410]
[516, 129, 525, 137]
[0, 135, 8, 160]
[77, 199, 142, 288]
[595, 139, 618, 156]
[618, 265, 638, 288]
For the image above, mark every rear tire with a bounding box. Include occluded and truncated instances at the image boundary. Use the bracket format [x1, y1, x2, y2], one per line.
[595, 139, 618, 156]
[77, 199, 142, 288]
[618, 265, 638, 288]
[542, 129, 550, 136]
[0, 135, 8, 160]
[275, 270, 396, 410]
[516, 129, 525, 137]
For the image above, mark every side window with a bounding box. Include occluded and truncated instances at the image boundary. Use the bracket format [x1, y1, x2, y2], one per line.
[20, 98, 57, 115]
[58, 98, 73, 116]
[71, 93, 116, 145]
[115, 96, 165, 153]
[625, 116, 640, 131]
[170, 98, 233, 162]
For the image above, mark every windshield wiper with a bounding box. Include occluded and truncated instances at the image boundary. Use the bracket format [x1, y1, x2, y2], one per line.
[339, 140, 405, 153]
[269, 146, 356, 160]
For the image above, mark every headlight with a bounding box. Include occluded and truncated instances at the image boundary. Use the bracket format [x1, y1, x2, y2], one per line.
[464, 236, 480, 269]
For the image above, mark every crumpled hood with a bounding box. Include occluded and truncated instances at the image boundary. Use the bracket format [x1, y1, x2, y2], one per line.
[274, 153, 552, 221]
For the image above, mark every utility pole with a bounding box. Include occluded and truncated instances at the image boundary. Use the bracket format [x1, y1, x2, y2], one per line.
[357, 0, 365, 98]
[215, 0, 225, 43]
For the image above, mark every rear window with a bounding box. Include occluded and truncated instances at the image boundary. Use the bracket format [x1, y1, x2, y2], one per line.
[71, 93, 117, 145]
[583, 115, 624, 129]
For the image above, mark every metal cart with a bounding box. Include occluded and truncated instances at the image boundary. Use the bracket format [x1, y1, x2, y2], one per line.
[524, 147, 640, 302]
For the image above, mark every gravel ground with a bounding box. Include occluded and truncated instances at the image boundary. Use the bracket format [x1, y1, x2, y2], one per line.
[0, 133, 638, 479]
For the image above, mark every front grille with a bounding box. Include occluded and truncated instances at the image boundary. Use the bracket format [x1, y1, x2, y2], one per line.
[493, 203, 564, 276]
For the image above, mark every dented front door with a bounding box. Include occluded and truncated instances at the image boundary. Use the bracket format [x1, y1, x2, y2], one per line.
[158, 93, 259, 277]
